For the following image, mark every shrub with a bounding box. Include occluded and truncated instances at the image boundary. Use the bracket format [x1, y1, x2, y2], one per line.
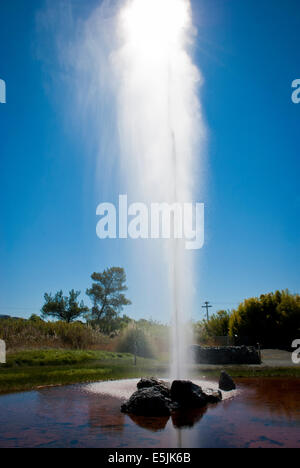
[116, 325, 155, 358]
[0, 318, 110, 351]
[229, 290, 300, 348]
[194, 311, 230, 345]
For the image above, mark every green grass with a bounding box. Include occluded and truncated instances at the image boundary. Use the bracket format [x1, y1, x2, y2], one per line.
[0, 349, 299, 395]
[0, 349, 168, 394]
[4, 349, 133, 367]
[192, 365, 300, 379]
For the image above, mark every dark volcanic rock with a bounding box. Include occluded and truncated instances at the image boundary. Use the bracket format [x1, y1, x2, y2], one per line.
[219, 371, 236, 391]
[137, 377, 167, 389]
[121, 378, 225, 416]
[170, 380, 207, 408]
[203, 388, 222, 403]
[121, 387, 171, 416]
[137, 378, 170, 398]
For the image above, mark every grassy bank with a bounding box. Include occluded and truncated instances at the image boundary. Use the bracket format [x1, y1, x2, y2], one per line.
[0, 349, 299, 395]
[192, 365, 300, 379]
[0, 349, 168, 394]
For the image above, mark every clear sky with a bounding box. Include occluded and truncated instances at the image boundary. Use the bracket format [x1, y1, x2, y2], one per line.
[0, 0, 299, 321]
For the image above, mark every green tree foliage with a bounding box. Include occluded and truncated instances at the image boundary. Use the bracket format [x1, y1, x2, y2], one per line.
[93, 314, 132, 336]
[29, 314, 44, 323]
[194, 310, 230, 345]
[204, 310, 230, 336]
[86, 267, 131, 324]
[41, 290, 88, 323]
[229, 290, 300, 347]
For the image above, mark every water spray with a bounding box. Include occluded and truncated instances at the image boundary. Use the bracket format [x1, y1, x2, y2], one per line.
[114, 0, 203, 380]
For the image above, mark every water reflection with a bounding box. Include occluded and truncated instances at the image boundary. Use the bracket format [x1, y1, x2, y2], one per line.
[0, 378, 299, 448]
[36, 386, 126, 434]
[128, 414, 169, 432]
[128, 406, 209, 432]
[171, 406, 208, 429]
[237, 378, 300, 421]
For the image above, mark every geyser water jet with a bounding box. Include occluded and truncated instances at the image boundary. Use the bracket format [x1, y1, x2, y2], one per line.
[77, 0, 205, 380]
[113, 0, 205, 380]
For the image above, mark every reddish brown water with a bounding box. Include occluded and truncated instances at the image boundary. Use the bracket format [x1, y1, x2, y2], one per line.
[0, 378, 299, 448]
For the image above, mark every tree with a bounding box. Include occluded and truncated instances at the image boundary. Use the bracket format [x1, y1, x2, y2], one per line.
[41, 290, 88, 323]
[93, 314, 132, 336]
[228, 290, 300, 347]
[29, 314, 44, 323]
[86, 267, 131, 323]
[194, 310, 230, 345]
[203, 310, 230, 337]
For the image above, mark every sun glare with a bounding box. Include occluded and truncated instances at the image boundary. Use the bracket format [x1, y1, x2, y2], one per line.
[120, 0, 191, 50]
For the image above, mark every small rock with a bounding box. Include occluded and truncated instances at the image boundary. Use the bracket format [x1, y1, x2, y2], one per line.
[204, 389, 222, 403]
[219, 371, 236, 391]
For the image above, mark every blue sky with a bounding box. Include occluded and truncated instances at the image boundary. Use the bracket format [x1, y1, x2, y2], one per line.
[0, 0, 299, 321]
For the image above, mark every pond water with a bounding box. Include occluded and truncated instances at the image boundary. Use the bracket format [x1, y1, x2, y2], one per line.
[0, 378, 299, 448]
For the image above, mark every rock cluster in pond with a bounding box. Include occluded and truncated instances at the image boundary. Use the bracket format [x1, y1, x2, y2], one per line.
[121, 377, 223, 416]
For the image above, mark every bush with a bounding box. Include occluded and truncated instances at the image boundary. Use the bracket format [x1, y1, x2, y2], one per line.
[135, 319, 170, 356]
[116, 325, 155, 358]
[0, 318, 111, 350]
[229, 290, 300, 348]
[194, 311, 230, 345]
[89, 314, 132, 336]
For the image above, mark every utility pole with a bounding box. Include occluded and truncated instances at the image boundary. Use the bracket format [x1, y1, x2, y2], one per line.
[202, 301, 212, 321]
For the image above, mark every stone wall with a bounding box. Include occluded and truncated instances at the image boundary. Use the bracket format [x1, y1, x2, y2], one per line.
[190, 345, 261, 365]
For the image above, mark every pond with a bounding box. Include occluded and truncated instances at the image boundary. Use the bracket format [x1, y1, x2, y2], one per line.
[0, 378, 299, 448]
